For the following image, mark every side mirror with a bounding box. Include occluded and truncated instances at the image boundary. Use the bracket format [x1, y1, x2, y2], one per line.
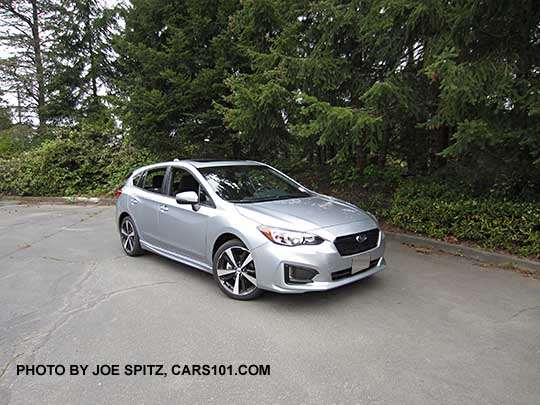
[175, 191, 199, 205]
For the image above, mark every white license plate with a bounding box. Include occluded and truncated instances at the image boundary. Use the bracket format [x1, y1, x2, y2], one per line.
[351, 255, 371, 275]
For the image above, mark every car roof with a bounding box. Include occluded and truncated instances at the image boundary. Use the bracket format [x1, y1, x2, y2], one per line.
[132, 160, 265, 175]
[183, 159, 264, 168]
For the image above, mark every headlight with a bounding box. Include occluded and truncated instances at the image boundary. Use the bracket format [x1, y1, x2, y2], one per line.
[257, 225, 324, 246]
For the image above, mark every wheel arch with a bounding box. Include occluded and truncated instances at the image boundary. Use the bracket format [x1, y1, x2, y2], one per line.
[118, 211, 142, 236]
[118, 211, 131, 229]
[212, 232, 247, 260]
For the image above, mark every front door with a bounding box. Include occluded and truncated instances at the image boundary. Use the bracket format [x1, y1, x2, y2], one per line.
[155, 167, 214, 263]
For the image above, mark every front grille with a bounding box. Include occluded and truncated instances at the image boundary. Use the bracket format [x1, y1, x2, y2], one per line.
[334, 228, 380, 256]
[331, 259, 379, 281]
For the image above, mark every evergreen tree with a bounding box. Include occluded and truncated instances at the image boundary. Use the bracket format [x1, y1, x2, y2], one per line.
[0, 0, 53, 132]
[115, 0, 241, 157]
[45, 0, 120, 125]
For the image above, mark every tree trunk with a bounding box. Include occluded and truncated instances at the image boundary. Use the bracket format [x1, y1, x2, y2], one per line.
[31, 0, 45, 132]
[378, 131, 389, 168]
[85, 1, 98, 99]
[433, 125, 449, 169]
[17, 87, 22, 123]
[355, 144, 366, 173]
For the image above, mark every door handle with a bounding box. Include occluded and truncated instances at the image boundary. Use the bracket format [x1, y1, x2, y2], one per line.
[159, 204, 168, 212]
[129, 198, 139, 205]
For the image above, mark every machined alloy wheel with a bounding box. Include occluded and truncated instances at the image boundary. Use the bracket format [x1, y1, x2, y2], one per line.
[120, 216, 144, 256]
[213, 239, 262, 300]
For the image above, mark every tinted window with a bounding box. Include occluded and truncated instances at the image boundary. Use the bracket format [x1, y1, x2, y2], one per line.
[132, 173, 143, 187]
[169, 168, 199, 195]
[169, 167, 214, 207]
[198, 165, 310, 203]
[142, 168, 167, 193]
[199, 188, 211, 206]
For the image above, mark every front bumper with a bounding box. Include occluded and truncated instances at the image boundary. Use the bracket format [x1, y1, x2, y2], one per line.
[251, 230, 386, 293]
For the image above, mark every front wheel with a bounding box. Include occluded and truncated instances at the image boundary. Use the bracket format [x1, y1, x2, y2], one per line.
[213, 239, 262, 300]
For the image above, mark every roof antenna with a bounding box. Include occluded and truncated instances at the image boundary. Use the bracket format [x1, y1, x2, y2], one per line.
[173, 158, 180, 162]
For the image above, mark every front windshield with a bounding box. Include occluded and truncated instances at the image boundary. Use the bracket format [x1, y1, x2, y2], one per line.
[198, 165, 310, 203]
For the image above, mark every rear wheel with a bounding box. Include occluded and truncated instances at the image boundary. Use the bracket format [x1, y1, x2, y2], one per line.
[120, 216, 144, 256]
[213, 239, 262, 300]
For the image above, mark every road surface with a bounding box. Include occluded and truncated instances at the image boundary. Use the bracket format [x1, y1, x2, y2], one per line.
[0, 202, 539, 404]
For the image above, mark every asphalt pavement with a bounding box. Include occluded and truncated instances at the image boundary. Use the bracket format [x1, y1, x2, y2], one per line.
[0, 202, 539, 404]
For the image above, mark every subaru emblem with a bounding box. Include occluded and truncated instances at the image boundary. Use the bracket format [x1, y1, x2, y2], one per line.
[355, 234, 367, 243]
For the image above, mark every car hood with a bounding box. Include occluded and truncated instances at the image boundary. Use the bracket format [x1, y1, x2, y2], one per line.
[234, 195, 376, 231]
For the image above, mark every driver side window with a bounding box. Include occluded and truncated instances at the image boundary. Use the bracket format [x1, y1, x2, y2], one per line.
[169, 168, 199, 195]
[169, 168, 213, 207]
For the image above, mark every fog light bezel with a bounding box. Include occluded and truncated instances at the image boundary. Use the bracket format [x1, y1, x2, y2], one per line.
[284, 264, 319, 284]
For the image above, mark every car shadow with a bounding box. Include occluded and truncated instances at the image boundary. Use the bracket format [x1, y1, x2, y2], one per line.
[257, 274, 385, 308]
[138, 250, 387, 308]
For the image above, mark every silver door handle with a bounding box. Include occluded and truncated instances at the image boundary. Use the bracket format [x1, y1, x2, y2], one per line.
[159, 204, 168, 212]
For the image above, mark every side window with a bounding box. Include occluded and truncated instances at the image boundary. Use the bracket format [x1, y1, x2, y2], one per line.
[132, 173, 143, 187]
[199, 188, 211, 206]
[169, 168, 200, 196]
[142, 168, 167, 194]
[169, 167, 214, 207]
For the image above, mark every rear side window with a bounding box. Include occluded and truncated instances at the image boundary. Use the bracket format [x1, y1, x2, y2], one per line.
[142, 168, 167, 194]
[132, 173, 143, 187]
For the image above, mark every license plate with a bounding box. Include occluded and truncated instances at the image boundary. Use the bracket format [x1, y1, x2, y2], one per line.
[351, 255, 371, 275]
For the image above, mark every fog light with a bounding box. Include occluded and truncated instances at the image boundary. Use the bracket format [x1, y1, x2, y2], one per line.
[284, 264, 319, 284]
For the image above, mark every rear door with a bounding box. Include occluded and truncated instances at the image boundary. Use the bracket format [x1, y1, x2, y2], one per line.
[153, 166, 215, 263]
[128, 166, 167, 246]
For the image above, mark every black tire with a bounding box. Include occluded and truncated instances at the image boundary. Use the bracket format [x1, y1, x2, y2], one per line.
[119, 216, 144, 256]
[213, 239, 262, 300]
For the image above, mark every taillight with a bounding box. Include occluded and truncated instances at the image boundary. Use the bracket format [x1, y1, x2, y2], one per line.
[115, 189, 122, 199]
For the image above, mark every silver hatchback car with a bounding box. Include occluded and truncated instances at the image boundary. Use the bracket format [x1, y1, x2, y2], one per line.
[116, 160, 386, 300]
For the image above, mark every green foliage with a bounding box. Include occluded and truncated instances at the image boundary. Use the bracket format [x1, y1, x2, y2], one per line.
[0, 106, 33, 158]
[1, 0, 538, 259]
[0, 105, 11, 130]
[45, 0, 120, 123]
[114, 0, 240, 157]
[219, 74, 292, 157]
[389, 181, 540, 258]
[96, 143, 159, 196]
[0, 124, 157, 196]
[0, 124, 33, 158]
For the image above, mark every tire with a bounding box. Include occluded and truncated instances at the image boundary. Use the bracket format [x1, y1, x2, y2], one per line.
[213, 239, 262, 300]
[119, 216, 144, 256]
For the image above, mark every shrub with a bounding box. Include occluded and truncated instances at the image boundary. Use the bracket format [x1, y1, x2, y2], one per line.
[389, 181, 540, 258]
[0, 126, 158, 196]
[0, 124, 33, 158]
[94, 143, 159, 196]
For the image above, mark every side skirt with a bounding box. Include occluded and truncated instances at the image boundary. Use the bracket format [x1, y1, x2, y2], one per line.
[140, 240, 213, 274]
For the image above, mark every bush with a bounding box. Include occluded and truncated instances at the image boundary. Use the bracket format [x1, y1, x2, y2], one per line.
[94, 143, 159, 196]
[0, 126, 158, 196]
[389, 181, 540, 258]
[0, 124, 33, 158]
